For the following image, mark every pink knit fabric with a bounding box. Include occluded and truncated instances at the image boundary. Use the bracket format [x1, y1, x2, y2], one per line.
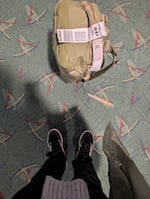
[41, 176, 90, 199]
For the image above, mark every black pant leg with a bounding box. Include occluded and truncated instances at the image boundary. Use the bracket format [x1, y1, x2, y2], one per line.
[12, 153, 66, 199]
[72, 157, 108, 199]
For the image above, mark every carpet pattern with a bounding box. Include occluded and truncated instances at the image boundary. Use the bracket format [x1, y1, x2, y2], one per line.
[0, 0, 150, 198]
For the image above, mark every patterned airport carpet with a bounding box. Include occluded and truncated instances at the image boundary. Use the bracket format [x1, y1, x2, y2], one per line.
[0, 0, 150, 198]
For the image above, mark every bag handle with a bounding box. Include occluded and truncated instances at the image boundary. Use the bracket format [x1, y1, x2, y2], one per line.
[81, 1, 95, 25]
[90, 46, 119, 80]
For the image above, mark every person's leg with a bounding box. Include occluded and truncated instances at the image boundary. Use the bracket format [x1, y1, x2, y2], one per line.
[72, 130, 108, 199]
[12, 129, 66, 199]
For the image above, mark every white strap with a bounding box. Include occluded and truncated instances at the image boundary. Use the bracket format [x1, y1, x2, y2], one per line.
[89, 38, 103, 72]
[90, 22, 107, 40]
[57, 22, 107, 43]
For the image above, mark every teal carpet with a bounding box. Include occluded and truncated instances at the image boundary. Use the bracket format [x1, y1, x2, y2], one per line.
[0, 0, 150, 198]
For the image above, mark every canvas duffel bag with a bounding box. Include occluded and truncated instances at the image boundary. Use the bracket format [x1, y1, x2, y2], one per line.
[53, 0, 118, 83]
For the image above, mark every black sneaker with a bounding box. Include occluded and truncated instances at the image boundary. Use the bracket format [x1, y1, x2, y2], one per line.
[47, 128, 65, 155]
[75, 130, 94, 159]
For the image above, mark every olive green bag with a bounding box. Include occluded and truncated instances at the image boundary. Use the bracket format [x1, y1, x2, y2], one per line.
[103, 122, 150, 199]
[53, 0, 118, 83]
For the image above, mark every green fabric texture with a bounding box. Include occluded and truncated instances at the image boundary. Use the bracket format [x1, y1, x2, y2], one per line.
[0, 0, 150, 198]
[103, 122, 150, 199]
